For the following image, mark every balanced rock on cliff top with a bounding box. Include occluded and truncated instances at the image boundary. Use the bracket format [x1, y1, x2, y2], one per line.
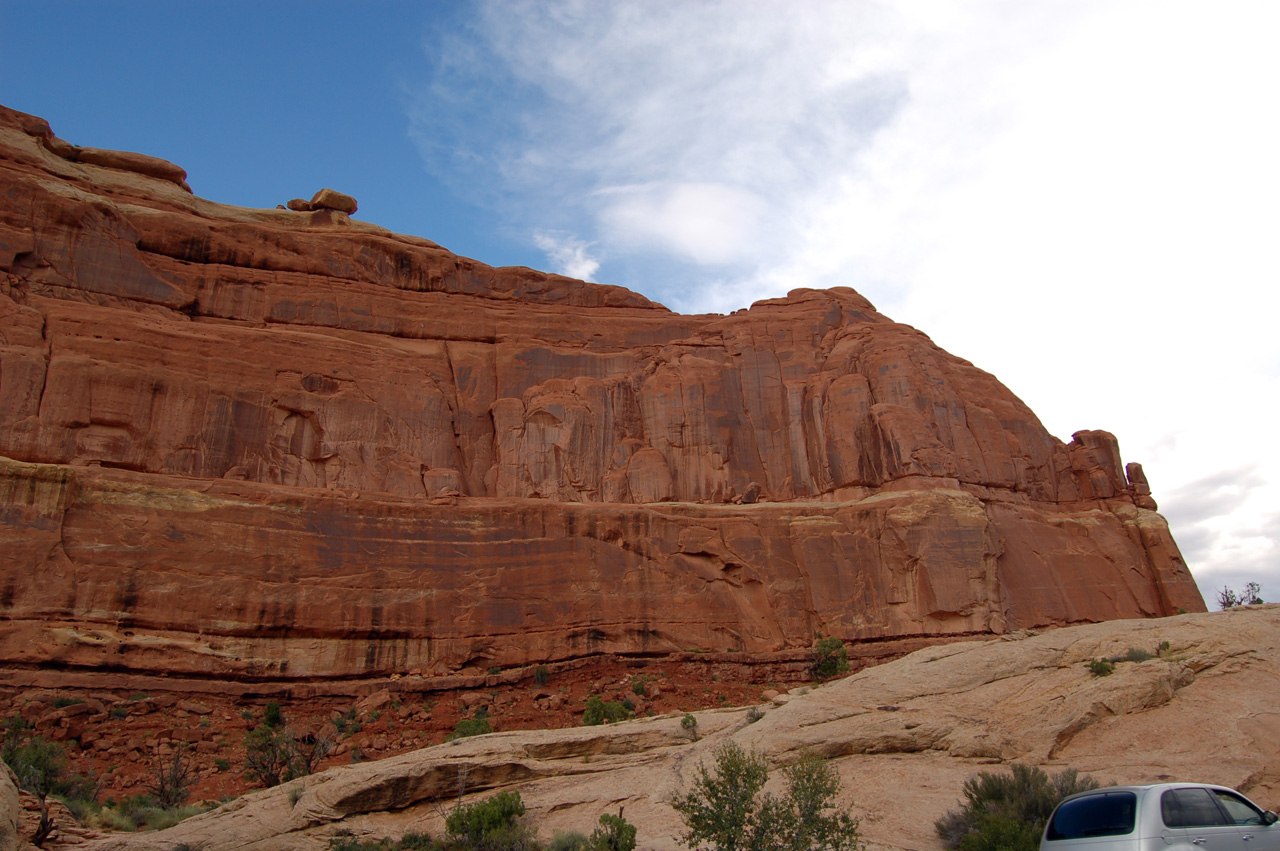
[0, 102, 1204, 687]
[286, 187, 359, 214]
[66, 606, 1280, 851]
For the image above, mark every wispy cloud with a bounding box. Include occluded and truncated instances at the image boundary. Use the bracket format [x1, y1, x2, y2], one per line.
[407, 1, 1280, 603]
[532, 230, 600, 280]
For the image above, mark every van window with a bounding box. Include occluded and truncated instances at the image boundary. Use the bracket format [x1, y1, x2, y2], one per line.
[1162, 789, 1229, 828]
[1047, 792, 1138, 840]
[1213, 791, 1265, 826]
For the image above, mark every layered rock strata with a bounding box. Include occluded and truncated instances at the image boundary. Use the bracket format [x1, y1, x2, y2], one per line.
[75, 606, 1280, 851]
[0, 105, 1204, 682]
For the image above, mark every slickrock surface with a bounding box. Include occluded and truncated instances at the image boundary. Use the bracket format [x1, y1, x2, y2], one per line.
[66, 606, 1280, 851]
[0, 103, 1202, 684]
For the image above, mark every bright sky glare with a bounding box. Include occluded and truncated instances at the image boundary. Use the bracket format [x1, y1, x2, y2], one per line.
[2, 1, 1276, 605]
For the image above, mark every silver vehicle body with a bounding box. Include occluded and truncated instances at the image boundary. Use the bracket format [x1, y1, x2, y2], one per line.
[1041, 783, 1280, 851]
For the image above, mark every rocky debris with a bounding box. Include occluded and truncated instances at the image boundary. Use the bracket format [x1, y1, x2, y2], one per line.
[0, 102, 1204, 684]
[73, 606, 1280, 851]
[0, 654, 802, 810]
[285, 187, 358, 214]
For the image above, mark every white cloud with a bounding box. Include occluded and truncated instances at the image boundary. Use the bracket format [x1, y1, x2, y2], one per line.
[411, 0, 1280, 603]
[532, 230, 600, 280]
[597, 182, 766, 266]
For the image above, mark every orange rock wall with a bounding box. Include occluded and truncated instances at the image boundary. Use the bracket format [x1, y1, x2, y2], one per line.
[0, 105, 1205, 680]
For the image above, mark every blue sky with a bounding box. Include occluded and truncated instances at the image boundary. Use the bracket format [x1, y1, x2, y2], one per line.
[3, 1, 1278, 605]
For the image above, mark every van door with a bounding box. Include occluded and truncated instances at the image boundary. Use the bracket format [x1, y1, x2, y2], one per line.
[1161, 788, 1246, 851]
[1211, 789, 1280, 851]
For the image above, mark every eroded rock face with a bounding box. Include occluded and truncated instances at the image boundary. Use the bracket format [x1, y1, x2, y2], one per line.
[0, 104, 1205, 681]
[74, 607, 1280, 851]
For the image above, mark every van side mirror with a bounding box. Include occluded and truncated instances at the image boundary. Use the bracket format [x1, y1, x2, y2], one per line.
[1264, 812, 1279, 826]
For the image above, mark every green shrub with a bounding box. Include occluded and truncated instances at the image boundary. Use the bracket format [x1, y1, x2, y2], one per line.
[1123, 647, 1153, 663]
[673, 743, 861, 851]
[590, 812, 637, 851]
[809, 637, 850, 681]
[3, 732, 97, 803]
[447, 710, 493, 742]
[244, 724, 304, 788]
[550, 830, 591, 851]
[144, 803, 210, 831]
[398, 832, 435, 850]
[327, 829, 436, 851]
[335, 707, 361, 736]
[584, 695, 634, 726]
[446, 790, 527, 846]
[52, 697, 84, 708]
[1086, 658, 1114, 677]
[681, 713, 699, 741]
[264, 700, 284, 728]
[956, 813, 1042, 851]
[89, 794, 212, 833]
[935, 765, 1098, 851]
[533, 665, 550, 687]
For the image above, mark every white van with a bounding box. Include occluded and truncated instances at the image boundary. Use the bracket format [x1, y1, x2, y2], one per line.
[1041, 783, 1279, 851]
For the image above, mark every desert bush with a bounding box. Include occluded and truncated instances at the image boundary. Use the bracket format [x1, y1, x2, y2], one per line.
[935, 764, 1098, 851]
[746, 707, 765, 724]
[550, 830, 591, 851]
[145, 743, 192, 808]
[2, 724, 100, 844]
[1217, 582, 1264, 610]
[589, 812, 637, 851]
[1086, 658, 1114, 677]
[809, 637, 850, 681]
[447, 709, 493, 742]
[533, 665, 550, 687]
[334, 707, 360, 735]
[681, 713, 699, 741]
[582, 696, 632, 726]
[673, 742, 862, 851]
[143, 803, 210, 831]
[1123, 647, 1153, 663]
[445, 790, 533, 850]
[86, 793, 212, 833]
[244, 724, 297, 787]
[263, 700, 284, 728]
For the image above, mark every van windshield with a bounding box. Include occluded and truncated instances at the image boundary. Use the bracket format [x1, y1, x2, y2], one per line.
[1047, 792, 1138, 841]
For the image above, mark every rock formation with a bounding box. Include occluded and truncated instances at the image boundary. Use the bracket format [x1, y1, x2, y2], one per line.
[73, 606, 1280, 851]
[0, 104, 1204, 684]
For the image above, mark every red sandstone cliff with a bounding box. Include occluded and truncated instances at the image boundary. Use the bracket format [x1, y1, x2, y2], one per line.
[0, 105, 1204, 683]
